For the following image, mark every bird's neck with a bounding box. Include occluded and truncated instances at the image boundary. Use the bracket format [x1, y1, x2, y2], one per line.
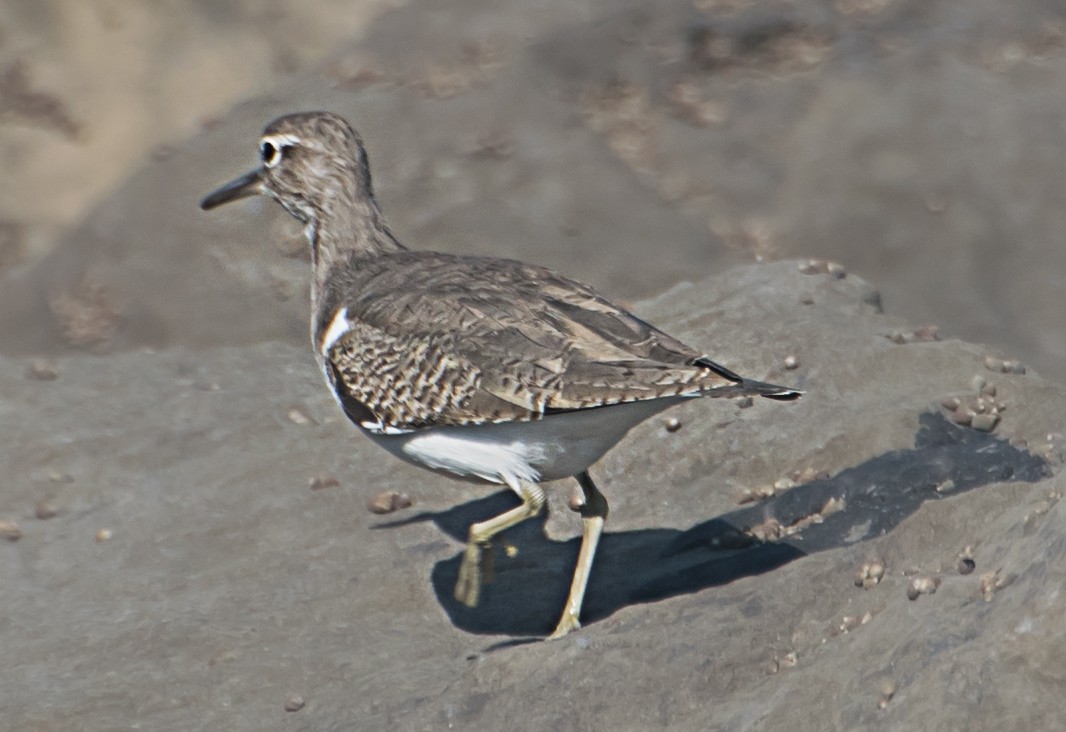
[306, 195, 405, 294]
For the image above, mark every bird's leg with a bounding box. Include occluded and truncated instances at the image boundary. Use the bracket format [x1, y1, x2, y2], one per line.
[549, 470, 609, 639]
[454, 482, 545, 608]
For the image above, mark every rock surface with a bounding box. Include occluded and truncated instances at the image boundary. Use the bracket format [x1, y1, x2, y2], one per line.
[3, 261, 1066, 730]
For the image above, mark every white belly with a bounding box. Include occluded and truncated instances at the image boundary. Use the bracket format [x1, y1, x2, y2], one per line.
[365, 397, 686, 490]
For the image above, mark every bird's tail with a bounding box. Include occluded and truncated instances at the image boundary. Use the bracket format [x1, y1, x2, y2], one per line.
[694, 356, 802, 401]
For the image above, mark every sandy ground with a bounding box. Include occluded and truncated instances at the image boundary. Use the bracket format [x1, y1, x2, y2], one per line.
[4, 1, 1066, 730]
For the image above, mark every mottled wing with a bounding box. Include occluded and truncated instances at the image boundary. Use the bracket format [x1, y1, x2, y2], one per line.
[326, 316, 543, 431]
[322, 251, 740, 431]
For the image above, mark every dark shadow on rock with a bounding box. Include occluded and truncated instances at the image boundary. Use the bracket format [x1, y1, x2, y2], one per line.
[383, 412, 1048, 637]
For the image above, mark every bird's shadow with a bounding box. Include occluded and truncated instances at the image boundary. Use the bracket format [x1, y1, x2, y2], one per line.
[374, 412, 1049, 637]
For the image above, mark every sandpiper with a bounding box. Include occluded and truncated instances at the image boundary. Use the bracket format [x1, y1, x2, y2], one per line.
[201, 111, 800, 639]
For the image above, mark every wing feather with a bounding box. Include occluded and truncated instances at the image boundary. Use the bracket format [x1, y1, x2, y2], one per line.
[321, 251, 745, 431]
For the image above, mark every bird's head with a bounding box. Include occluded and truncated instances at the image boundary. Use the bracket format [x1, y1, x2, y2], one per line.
[200, 111, 374, 225]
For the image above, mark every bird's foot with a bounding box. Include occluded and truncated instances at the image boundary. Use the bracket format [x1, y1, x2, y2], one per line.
[548, 611, 581, 640]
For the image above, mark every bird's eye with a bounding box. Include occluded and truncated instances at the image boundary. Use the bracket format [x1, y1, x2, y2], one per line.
[260, 140, 282, 167]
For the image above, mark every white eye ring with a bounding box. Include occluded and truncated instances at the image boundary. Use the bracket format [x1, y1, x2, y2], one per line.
[260, 140, 282, 167]
[259, 133, 301, 169]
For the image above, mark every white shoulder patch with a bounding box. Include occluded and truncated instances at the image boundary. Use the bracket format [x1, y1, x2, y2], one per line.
[320, 307, 351, 356]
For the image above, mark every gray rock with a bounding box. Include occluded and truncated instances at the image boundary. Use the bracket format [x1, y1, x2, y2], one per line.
[3, 261, 1065, 730]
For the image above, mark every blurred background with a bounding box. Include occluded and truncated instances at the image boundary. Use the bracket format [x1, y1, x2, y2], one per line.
[1, 0, 1065, 382]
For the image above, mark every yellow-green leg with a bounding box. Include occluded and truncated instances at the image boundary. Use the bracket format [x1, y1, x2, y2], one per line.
[549, 470, 609, 639]
[454, 482, 545, 607]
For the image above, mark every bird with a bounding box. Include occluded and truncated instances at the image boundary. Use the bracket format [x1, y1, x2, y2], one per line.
[200, 111, 801, 639]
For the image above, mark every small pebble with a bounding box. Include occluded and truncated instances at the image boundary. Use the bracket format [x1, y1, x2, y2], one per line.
[799, 295, 814, 305]
[783, 355, 799, 370]
[779, 651, 798, 668]
[949, 408, 974, 426]
[855, 559, 886, 588]
[911, 324, 939, 341]
[568, 484, 586, 512]
[957, 556, 976, 575]
[935, 479, 956, 494]
[0, 518, 22, 541]
[783, 512, 824, 536]
[368, 491, 413, 515]
[979, 571, 1002, 601]
[940, 396, 961, 411]
[309, 474, 340, 491]
[821, 496, 846, 515]
[734, 395, 754, 409]
[773, 477, 795, 492]
[287, 408, 311, 425]
[747, 518, 782, 542]
[984, 356, 1026, 374]
[798, 259, 845, 278]
[839, 615, 861, 633]
[1025, 500, 1051, 532]
[970, 375, 986, 392]
[284, 694, 306, 712]
[755, 484, 776, 500]
[878, 679, 897, 709]
[664, 417, 682, 433]
[906, 576, 940, 601]
[735, 487, 757, 504]
[889, 325, 940, 344]
[970, 413, 999, 432]
[958, 544, 976, 562]
[34, 499, 59, 520]
[26, 359, 59, 381]
[790, 466, 822, 484]
[1032, 442, 1062, 465]
[95, 528, 113, 542]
